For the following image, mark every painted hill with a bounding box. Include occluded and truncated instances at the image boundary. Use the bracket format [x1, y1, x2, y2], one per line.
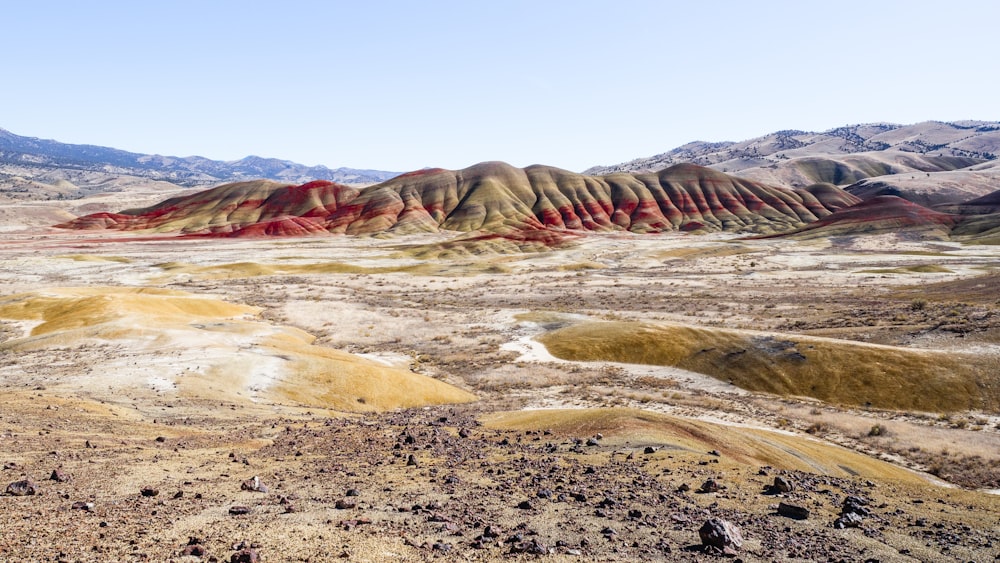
[55, 162, 861, 238]
[0, 126, 400, 200]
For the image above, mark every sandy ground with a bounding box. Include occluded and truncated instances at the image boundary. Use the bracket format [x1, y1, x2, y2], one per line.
[2, 198, 1000, 561]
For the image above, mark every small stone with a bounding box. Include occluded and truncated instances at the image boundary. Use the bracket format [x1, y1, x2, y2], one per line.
[228, 505, 251, 515]
[406, 454, 418, 467]
[335, 499, 356, 510]
[698, 479, 720, 493]
[140, 486, 158, 497]
[230, 548, 259, 563]
[345, 488, 360, 497]
[50, 468, 70, 483]
[155, 436, 167, 443]
[586, 437, 600, 446]
[834, 512, 863, 529]
[71, 501, 94, 511]
[698, 518, 743, 554]
[777, 502, 810, 520]
[516, 500, 533, 510]
[773, 476, 794, 493]
[842, 495, 870, 517]
[6, 479, 37, 496]
[240, 476, 268, 493]
[677, 483, 690, 493]
[181, 544, 207, 557]
[643, 446, 656, 454]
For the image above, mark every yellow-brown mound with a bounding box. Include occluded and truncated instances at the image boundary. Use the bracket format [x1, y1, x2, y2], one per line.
[536, 321, 999, 412]
[0, 288, 475, 411]
[484, 408, 924, 482]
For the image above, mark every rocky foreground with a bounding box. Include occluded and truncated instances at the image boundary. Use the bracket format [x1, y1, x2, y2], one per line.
[2, 393, 998, 563]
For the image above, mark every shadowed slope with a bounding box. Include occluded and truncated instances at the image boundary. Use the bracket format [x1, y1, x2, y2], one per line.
[56, 162, 860, 238]
[768, 196, 958, 239]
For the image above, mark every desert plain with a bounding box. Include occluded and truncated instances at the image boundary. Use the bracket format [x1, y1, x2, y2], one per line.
[1, 189, 1000, 563]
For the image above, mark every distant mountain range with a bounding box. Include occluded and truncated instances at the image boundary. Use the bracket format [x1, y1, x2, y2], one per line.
[586, 121, 1000, 179]
[0, 127, 400, 199]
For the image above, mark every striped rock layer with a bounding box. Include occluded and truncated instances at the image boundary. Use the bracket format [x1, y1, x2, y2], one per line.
[58, 162, 861, 238]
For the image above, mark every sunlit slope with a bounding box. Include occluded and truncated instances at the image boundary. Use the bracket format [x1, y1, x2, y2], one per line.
[484, 408, 925, 482]
[536, 321, 998, 412]
[57, 162, 860, 237]
[0, 288, 475, 411]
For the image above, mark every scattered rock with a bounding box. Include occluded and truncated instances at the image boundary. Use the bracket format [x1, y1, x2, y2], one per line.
[345, 488, 360, 497]
[777, 502, 810, 520]
[516, 500, 533, 510]
[49, 468, 70, 483]
[228, 506, 251, 516]
[698, 479, 720, 493]
[240, 476, 268, 493]
[842, 495, 871, 517]
[140, 487, 158, 497]
[510, 539, 548, 555]
[335, 499, 356, 510]
[698, 518, 743, 555]
[643, 446, 656, 454]
[6, 479, 37, 496]
[834, 512, 864, 529]
[71, 501, 94, 511]
[230, 548, 259, 562]
[181, 544, 207, 557]
[773, 476, 794, 493]
[406, 454, 418, 467]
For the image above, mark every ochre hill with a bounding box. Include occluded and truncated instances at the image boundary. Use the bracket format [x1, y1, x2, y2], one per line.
[56, 162, 860, 237]
[536, 321, 999, 413]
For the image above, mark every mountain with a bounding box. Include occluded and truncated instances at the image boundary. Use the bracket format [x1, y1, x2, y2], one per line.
[56, 161, 859, 239]
[586, 121, 1000, 199]
[584, 121, 1000, 178]
[0, 127, 400, 199]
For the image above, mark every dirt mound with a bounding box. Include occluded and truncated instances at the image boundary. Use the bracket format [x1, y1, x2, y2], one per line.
[536, 321, 999, 412]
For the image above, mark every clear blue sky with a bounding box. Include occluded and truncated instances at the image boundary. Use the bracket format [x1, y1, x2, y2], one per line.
[3, 1, 998, 172]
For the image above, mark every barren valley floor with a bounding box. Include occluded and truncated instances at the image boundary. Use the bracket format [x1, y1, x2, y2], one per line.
[1, 226, 999, 561]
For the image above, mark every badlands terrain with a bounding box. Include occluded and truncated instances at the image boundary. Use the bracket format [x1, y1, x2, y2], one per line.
[2, 124, 1000, 562]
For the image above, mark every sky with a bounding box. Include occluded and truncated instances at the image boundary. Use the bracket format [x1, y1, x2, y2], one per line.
[3, 0, 999, 173]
